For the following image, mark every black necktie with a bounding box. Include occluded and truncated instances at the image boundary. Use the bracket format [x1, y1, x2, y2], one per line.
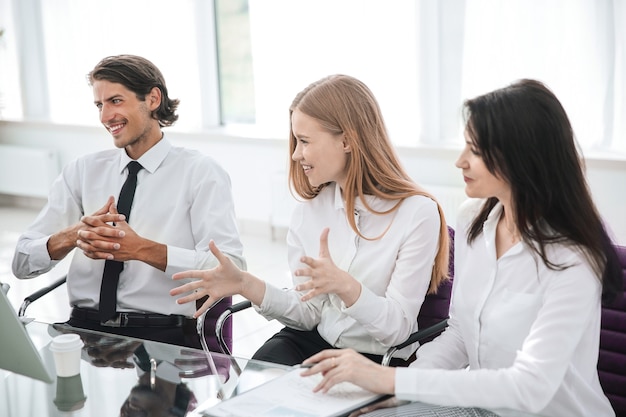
[99, 161, 143, 322]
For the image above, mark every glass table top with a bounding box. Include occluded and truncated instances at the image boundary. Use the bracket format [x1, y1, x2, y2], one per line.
[0, 321, 292, 417]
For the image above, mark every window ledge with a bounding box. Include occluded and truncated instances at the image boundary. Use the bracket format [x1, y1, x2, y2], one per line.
[1, 119, 625, 167]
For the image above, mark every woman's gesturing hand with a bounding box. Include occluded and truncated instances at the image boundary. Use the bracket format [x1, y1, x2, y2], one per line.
[170, 240, 245, 318]
[294, 228, 361, 306]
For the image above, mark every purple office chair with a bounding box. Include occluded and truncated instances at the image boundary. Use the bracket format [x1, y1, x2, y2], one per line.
[381, 226, 454, 366]
[18, 276, 232, 353]
[197, 295, 233, 353]
[599, 245, 626, 416]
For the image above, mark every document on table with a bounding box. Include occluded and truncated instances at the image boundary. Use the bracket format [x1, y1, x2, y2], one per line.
[200, 367, 386, 417]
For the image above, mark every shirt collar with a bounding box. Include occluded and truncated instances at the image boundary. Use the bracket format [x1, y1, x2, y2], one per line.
[483, 201, 524, 256]
[332, 183, 345, 211]
[330, 182, 390, 215]
[118, 135, 171, 174]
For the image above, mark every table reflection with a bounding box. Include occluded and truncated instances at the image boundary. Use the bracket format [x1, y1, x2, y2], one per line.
[0, 321, 291, 417]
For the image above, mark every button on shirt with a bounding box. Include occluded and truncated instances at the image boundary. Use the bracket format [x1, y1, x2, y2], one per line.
[396, 199, 614, 417]
[258, 183, 441, 359]
[12, 137, 245, 317]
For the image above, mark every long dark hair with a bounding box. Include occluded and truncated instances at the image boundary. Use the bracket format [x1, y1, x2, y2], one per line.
[88, 54, 179, 127]
[464, 79, 621, 303]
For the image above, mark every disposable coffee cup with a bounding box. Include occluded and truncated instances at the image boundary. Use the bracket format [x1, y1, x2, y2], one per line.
[49, 334, 84, 377]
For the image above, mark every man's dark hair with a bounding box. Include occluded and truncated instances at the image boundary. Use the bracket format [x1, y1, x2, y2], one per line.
[88, 54, 179, 127]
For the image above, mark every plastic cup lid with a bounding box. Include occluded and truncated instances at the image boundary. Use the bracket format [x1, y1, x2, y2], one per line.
[49, 334, 84, 352]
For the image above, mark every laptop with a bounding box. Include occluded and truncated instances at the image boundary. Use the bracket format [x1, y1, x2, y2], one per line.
[0, 286, 55, 383]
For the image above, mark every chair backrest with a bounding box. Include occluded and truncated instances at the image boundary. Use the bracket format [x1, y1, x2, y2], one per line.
[416, 226, 455, 343]
[598, 245, 626, 416]
[200, 296, 233, 353]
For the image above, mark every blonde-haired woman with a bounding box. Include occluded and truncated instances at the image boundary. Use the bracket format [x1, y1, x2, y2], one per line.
[171, 74, 449, 366]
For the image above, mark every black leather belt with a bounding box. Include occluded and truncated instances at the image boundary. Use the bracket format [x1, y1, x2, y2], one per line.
[71, 307, 193, 328]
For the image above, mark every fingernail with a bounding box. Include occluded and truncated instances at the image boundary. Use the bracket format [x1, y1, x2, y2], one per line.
[113, 243, 120, 250]
[107, 254, 114, 260]
[118, 231, 125, 237]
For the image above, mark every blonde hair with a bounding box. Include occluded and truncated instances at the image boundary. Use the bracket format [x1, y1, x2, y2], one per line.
[288, 74, 449, 293]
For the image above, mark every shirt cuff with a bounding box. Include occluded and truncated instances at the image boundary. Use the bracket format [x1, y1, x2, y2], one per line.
[30, 235, 54, 270]
[340, 283, 375, 321]
[258, 283, 287, 312]
[395, 367, 419, 401]
[163, 245, 197, 277]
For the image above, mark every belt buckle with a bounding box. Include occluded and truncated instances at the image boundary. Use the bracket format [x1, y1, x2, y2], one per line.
[102, 313, 128, 327]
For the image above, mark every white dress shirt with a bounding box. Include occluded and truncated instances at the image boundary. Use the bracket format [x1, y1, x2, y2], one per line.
[257, 183, 441, 359]
[12, 137, 245, 317]
[395, 199, 614, 416]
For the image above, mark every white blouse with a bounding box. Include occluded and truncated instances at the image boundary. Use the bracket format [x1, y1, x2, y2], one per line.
[395, 199, 614, 416]
[258, 183, 442, 359]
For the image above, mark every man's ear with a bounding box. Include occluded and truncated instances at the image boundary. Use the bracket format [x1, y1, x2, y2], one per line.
[148, 86, 162, 111]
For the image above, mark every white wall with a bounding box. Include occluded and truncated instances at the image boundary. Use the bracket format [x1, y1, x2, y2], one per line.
[1, 120, 625, 244]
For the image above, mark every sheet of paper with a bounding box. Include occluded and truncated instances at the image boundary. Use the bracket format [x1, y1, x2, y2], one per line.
[200, 367, 384, 417]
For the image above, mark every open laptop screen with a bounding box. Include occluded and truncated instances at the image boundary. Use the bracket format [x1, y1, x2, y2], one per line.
[0, 288, 54, 383]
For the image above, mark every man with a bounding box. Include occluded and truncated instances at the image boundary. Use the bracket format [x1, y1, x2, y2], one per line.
[12, 55, 245, 348]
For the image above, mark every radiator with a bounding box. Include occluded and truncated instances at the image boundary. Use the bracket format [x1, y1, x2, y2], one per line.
[424, 184, 467, 226]
[0, 145, 60, 198]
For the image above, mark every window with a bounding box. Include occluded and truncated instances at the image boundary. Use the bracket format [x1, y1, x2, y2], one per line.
[243, 0, 625, 151]
[215, 0, 255, 124]
[0, 0, 23, 120]
[38, 0, 206, 131]
[245, 0, 422, 145]
[460, 0, 626, 153]
[2, 0, 625, 154]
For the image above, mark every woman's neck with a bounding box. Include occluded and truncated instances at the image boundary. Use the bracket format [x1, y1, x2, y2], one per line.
[496, 203, 520, 258]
